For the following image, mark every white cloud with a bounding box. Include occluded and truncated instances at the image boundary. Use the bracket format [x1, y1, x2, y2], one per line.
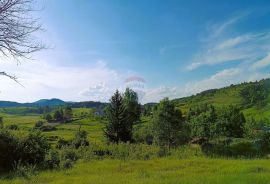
[250, 53, 270, 70]
[142, 66, 270, 103]
[0, 58, 125, 102]
[210, 14, 244, 38]
[187, 32, 270, 71]
[186, 11, 270, 71]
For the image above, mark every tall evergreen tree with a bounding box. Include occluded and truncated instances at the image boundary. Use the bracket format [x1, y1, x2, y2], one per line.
[105, 90, 129, 143]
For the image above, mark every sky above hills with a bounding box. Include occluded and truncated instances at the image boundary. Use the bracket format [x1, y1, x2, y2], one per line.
[0, 0, 270, 103]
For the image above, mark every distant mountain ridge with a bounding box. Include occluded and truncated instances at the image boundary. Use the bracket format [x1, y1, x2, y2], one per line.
[0, 98, 66, 107]
[0, 98, 107, 108]
[33, 98, 66, 106]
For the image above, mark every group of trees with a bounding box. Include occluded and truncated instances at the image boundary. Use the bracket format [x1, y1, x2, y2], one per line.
[104, 88, 141, 143]
[45, 107, 73, 123]
[240, 82, 270, 107]
[187, 105, 245, 141]
[105, 89, 250, 147]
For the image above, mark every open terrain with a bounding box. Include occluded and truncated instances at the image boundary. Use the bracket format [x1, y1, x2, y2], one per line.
[1, 79, 270, 183]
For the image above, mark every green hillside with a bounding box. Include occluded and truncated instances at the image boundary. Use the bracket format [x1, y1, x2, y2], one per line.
[172, 78, 270, 122]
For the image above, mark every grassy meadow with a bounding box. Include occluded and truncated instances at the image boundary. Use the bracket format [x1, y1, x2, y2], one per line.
[1, 79, 270, 183]
[2, 158, 270, 184]
[1, 103, 270, 183]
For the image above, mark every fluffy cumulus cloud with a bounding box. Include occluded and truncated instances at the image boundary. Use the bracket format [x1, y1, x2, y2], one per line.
[1, 11, 270, 104]
[0, 58, 124, 102]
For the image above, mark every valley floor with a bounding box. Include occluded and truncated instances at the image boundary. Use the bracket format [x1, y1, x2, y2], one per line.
[2, 158, 270, 184]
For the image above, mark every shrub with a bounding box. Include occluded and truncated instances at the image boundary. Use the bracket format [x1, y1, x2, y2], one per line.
[0, 130, 50, 172]
[72, 130, 89, 149]
[18, 131, 50, 165]
[61, 148, 78, 162]
[34, 121, 44, 129]
[56, 138, 72, 149]
[12, 161, 37, 178]
[61, 159, 73, 169]
[258, 132, 270, 153]
[202, 138, 260, 157]
[229, 140, 258, 157]
[44, 150, 60, 169]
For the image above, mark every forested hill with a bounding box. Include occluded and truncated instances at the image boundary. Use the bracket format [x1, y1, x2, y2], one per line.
[172, 78, 270, 120]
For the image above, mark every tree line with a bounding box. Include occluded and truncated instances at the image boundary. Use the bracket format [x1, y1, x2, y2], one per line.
[105, 89, 267, 149]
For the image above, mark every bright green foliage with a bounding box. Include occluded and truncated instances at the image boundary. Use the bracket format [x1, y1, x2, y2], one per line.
[218, 105, 246, 137]
[240, 79, 270, 107]
[4, 158, 270, 184]
[153, 98, 186, 147]
[123, 88, 141, 125]
[187, 105, 217, 140]
[187, 105, 245, 139]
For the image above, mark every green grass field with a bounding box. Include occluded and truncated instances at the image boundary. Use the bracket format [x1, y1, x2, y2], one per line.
[2, 158, 270, 184]
[0, 107, 105, 144]
[1, 103, 270, 184]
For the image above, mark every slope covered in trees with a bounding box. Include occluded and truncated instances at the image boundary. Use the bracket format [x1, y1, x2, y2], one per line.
[171, 78, 270, 121]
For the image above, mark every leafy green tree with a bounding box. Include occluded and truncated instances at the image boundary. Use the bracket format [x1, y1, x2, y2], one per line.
[217, 105, 245, 137]
[123, 88, 141, 140]
[105, 90, 129, 143]
[187, 105, 217, 141]
[53, 110, 64, 122]
[153, 98, 185, 147]
[240, 82, 269, 107]
[45, 114, 53, 122]
[64, 107, 73, 122]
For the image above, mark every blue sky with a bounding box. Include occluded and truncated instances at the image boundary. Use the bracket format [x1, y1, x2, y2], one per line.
[0, 0, 270, 103]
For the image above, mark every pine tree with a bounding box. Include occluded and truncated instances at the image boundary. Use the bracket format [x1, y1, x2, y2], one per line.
[105, 90, 129, 143]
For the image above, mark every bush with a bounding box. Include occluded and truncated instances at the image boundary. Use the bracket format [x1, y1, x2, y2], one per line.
[12, 161, 37, 178]
[34, 121, 44, 129]
[56, 138, 72, 149]
[258, 132, 270, 153]
[0, 130, 50, 172]
[61, 159, 73, 169]
[44, 150, 60, 169]
[72, 130, 89, 149]
[202, 138, 261, 157]
[61, 148, 78, 162]
[229, 140, 258, 157]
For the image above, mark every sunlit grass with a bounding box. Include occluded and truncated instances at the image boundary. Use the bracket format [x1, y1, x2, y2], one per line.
[2, 158, 270, 184]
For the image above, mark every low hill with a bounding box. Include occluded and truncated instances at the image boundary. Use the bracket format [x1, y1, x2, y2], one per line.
[33, 98, 66, 106]
[0, 99, 108, 109]
[172, 78, 270, 120]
